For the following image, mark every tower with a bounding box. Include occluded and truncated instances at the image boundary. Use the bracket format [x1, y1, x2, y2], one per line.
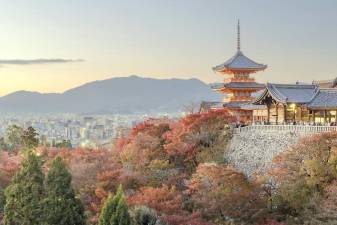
[212, 21, 267, 123]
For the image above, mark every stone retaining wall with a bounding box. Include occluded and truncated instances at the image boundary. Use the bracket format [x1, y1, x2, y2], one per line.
[225, 129, 312, 177]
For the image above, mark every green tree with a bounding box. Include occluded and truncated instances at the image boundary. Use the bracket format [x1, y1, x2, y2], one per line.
[133, 206, 157, 225]
[98, 194, 116, 225]
[112, 196, 131, 225]
[98, 185, 131, 225]
[3, 153, 45, 225]
[5, 125, 24, 151]
[55, 139, 72, 148]
[44, 156, 86, 225]
[22, 126, 39, 149]
[0, 137, 8, 151]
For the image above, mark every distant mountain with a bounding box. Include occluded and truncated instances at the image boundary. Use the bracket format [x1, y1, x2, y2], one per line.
[0, 75, 222, 114]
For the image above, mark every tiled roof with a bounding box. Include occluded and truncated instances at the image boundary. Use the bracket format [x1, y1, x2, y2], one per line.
[307, 88, 337, 109]
[211, 82, 265, 89]
[224, 101, 252, 108]
[255, 83, 318, 104]
[223, 82, 265, 89]
[241, 104, 267, 110]
[213, 51, 267, 72]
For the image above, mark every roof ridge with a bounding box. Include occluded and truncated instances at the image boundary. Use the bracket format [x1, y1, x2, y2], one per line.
[319, 87, 337, 90]
[268, 83, 288, 102]
[307, 87, 321, 103]
[268, 83, 315, 88]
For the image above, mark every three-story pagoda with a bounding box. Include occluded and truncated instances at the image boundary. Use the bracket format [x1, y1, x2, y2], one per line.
[212, 21, 267, 122]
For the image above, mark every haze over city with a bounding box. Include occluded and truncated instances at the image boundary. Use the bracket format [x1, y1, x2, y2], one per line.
[1, 0, 337, 96]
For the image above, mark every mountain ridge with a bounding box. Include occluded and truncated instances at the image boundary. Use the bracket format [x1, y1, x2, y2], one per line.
[0, 75, 221, 114]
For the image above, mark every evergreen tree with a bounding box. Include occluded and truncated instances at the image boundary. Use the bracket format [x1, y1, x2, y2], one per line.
[112, 196, 131, 225]
[133, 206, 157, 225]
[43, 156, 86, 225]
[5, 125, 24, 151]
[3, 153, 45, 225]
[22, 126, 39, 149]
[98, 194, 115, 225]
[98, 185, 131, 225]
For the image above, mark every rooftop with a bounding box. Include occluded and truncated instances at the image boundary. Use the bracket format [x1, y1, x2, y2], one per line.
[255, 83, 318, 104]
[307, 88, 337, 109]
[213, 50, 267, 73]
[213, 21, 267, 73]
[211, 82, 265, 90]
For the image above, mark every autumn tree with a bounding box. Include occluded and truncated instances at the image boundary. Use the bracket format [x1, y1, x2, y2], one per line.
[128, 185, 182, 215]
[3, 153, 45, 225]
[44, 156, 86, 225]
[187, 163, 266, 224]
[164, 109, 234, 173]
[268, 132, 337, 223]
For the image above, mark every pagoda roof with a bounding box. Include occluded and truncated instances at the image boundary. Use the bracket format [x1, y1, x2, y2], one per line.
[223, 82, 265, 89]
[255, 83, 318, 104]
[211, 82, 265, 90]
[307, 88, 337, 109]
[224, 101, 252, 108]
[213, 50, 267, 73]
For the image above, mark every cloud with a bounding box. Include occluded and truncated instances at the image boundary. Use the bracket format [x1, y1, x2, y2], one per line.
[0, 58, 84, 65]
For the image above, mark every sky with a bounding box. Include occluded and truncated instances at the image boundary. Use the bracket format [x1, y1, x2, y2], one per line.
[0, 0, 337, 96]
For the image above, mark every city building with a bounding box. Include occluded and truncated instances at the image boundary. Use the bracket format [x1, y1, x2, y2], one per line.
[211, 21, 267, 122]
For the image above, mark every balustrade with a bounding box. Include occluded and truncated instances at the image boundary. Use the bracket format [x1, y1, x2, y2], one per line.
[233, 125, 337, 134]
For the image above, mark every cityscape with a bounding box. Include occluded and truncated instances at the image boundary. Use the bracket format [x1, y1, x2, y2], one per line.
[0, 112, 182, 148]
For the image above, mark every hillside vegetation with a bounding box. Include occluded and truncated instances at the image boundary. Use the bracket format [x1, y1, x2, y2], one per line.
[0, 109, 337, 224]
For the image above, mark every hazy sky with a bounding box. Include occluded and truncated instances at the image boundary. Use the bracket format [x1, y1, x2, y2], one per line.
[0, 0, 337, 96]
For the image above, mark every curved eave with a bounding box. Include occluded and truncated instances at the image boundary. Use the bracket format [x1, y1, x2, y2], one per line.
[254, 84, 287, 105]
[213, 67, 267, 74]
[307, 106, 337, 110]
[213, 87, 263, 93]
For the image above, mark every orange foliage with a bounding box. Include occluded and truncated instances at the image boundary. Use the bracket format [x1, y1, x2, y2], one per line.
[128, 185, 182, 215]
[188, 163, 266, 222]
[0, 151, 23, 186]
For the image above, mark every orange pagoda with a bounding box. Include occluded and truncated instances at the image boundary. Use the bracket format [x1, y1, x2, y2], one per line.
[212, 21, 267, 123]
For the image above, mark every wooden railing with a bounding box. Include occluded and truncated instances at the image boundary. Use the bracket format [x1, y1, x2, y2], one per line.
[233, 125, 337, 134]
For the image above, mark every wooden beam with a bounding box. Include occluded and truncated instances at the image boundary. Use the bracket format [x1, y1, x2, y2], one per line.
[267, 104, 270, 124]
[283, 104, 286, 123]
[324, 110, 327, 123]
[275, 103, 279, 125]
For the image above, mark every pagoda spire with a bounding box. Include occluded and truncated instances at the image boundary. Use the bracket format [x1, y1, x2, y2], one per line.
[237, 19, 241, 51]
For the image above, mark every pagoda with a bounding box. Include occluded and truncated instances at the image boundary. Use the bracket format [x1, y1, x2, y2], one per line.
[212, 21, 267, 123]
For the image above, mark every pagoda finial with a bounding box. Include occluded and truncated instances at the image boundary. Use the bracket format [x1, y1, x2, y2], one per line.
[237, 19, 241, 51]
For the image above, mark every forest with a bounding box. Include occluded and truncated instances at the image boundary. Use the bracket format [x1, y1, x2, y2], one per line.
[0, 109, 337, 225]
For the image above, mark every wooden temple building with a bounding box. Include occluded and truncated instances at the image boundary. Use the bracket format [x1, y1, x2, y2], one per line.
[253, 83, 337, 124]
[211, 21, 267, 122]
[208, 21, 337, 125]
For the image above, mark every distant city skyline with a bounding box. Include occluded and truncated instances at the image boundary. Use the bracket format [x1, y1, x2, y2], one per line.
[1, 0, 337, 95]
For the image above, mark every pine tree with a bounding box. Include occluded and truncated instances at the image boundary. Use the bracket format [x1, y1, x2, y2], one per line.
[112, 196, 131, 225]
[98, 194, 115, 225]
[43, 156, 86, 225]
[22, 126, 39, 149]
[98, 185, 131, 225]
[3, 153, 45, 225]
[133, 206, 157, 225]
